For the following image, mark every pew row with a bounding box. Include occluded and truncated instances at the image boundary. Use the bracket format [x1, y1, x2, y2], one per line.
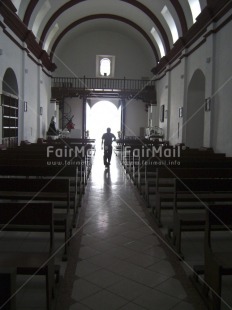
[0, 202, 57, 310]
[0, 165, 82, 227]
[191, 204, 232, 310]
[0, 178, 71, 260]
[162, 178, 232, 257]
[146, 167, 232, 218]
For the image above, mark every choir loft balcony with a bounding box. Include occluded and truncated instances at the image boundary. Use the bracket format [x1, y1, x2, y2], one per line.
[51, 77, 157, 104]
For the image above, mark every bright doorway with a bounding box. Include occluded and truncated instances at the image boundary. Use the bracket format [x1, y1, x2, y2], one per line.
[86, 100, 121, 149]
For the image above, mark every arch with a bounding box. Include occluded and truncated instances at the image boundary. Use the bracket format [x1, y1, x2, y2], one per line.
[2, 68, 18, 96]
[1, 68, 19, 148]
[185, 69, 205, 148]
[38, 0, 170, 53]
[50, 14, 159, 62]
[86, 100, 121, 146]
[23, 0, 38, 25]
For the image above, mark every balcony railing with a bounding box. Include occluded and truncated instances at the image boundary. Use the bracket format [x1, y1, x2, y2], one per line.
[51, 76, 156, 103]
[52, 76, 155, 91]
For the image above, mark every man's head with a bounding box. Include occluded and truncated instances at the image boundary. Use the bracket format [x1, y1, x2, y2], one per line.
[107, 128, 111, 133]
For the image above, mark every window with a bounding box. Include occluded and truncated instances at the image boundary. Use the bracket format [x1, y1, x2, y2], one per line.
[150, 27, 166, 58]
[96, 55, 115, 78]
[188, 0, 201, 22]
[161, 6, 179, 44]
[100, 58, 111, 76]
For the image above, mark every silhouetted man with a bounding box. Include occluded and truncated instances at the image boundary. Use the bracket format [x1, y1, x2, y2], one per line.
[101, 127, 116, 167]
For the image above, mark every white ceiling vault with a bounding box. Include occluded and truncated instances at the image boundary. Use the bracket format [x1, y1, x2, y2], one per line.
[10, 0, 207, 66]
[0, 0, 231, 71]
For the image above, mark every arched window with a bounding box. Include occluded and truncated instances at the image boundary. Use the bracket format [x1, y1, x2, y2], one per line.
[100, 58, 111, 76]
[96, 55, 115, 78]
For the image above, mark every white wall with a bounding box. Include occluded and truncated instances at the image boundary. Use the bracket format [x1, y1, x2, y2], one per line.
[54, 30, 154, 79]
[212, 20, 232, 156]
[125, 99, 147, 137]
[0, 27, 52, 144]
[155, 17, 232, 155]
[0, 26, 23, 144]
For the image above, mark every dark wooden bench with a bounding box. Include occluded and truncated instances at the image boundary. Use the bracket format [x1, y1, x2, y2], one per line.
[203, 204, 232, 310]
[165, 178, 232, 257]
[0, 267, 16, 310]
[131, 151, 230, 194]
[0, 202, 56, 310]
[0, 143, 93, 192]
[191, 204, 232, 310]
[0, 164, 81, 227]
[146, 167, 232, 219]
[0, 178, 71, 260]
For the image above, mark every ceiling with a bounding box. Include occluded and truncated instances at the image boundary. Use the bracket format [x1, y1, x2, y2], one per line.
[10, 0, 207, 65]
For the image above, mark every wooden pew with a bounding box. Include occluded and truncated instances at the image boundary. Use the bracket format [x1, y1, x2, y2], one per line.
[0, 202, 55, 310]
[0, 268, 16, 310]
[0, 164, 81, 227]
[138, 155, 232, 196]
[203, 204, 232, 310]
[0, 143, 94, 191]
[0, 178, 71, 260]
[146, 167, 232, 219]
[191, 205, 232, 310]
[164, 178, 232, 257]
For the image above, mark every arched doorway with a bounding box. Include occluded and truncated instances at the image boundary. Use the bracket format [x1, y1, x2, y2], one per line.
[86, 100, 121, 149]
[185, 69, 205, 148]
[1, 68, 19, 147]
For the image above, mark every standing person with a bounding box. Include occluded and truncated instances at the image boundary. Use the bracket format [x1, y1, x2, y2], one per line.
[101, 128, 116, 167]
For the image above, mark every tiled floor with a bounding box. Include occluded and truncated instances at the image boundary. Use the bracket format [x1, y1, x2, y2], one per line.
[55, 150, 207, 310]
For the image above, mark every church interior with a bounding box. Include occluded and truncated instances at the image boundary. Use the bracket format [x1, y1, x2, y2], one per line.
[0, 0, 232, 309]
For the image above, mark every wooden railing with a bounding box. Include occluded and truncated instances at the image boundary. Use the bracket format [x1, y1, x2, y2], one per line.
[52, 76, 155, 92]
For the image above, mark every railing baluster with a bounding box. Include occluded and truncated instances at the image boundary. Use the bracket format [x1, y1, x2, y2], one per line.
[52, 76, 156, 98]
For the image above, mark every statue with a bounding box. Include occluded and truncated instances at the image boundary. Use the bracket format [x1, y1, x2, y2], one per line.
[47, 116, 60, 139]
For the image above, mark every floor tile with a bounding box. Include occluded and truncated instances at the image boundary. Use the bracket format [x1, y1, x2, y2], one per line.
[78, 245, 101, 259]
[81, 290, 128, 310]
[75, 260, 102, 277]
[86, 252, 122, 268]
[83, 268, 122, 288]
[71, 278, 101, 301]
[124, 252, 160, 268]
[133, 289, 180, 310]
[119, 302, 147, 310]
[171, 301, 196, 310]
[155, 277, 188, 300]
[147, 260, 176, 277]
[69, 303, 91, 310]
[107, 278, 150, 301]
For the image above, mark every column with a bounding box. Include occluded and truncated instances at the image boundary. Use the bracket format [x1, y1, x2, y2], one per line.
[120, 97, 126, 138]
